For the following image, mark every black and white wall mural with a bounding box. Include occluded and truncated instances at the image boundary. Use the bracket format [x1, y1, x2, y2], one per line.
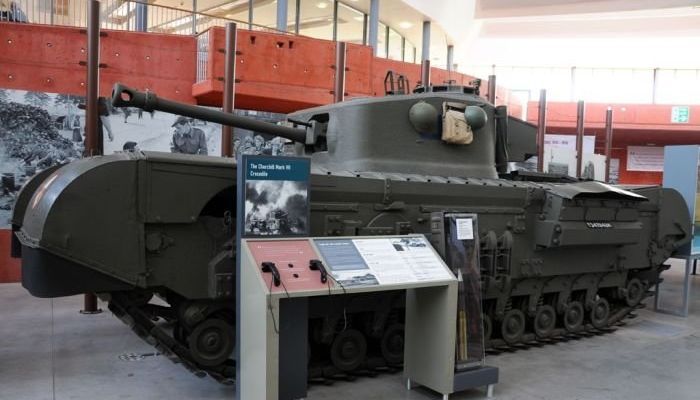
[0, 87, 294, 228]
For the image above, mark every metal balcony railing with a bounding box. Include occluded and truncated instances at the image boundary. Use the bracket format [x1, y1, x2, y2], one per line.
[0, 0, 288, 35]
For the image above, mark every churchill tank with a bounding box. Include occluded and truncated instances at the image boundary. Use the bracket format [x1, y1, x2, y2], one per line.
[12, 82, 691, 384]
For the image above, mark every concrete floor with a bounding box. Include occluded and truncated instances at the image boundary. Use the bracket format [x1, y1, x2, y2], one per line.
[2, 258, 700, 400]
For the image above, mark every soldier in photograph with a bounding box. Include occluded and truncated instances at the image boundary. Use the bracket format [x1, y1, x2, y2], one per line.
[171, 116, 208, 155]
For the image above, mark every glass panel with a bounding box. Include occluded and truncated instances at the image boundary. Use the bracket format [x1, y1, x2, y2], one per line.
[296, 0, 334, 40]
[656, 69, 700, 105]
[376, 22, 387, 58]
[251, 0, 276, 28]
[336, 2, 364, 44]
[387, 28, 402, 61]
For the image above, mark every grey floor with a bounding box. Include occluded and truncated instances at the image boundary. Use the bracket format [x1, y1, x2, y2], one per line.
[2, 258, 700, 400]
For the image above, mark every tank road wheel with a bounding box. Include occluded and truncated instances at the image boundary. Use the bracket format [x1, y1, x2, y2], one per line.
[500, 309, 525, 345]
[625, 278, 644, 307]
[330, 329, 367, 372]
[188, 319, 235, 367]
[563, 301, 584, 332]
[533, 305, 557, 338]
[380, 324, 405, 365]
[590, 298, 610, 329]
[483, 314, 492, 342]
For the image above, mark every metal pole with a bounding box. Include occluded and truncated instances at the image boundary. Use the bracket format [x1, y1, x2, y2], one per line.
[536, 89, 547, 173]
[333, 42, 347, 103]
[82, 0, 102, 315]
[446, 44, 454, 72]
[248, 0, 253, 30]
[368, 0, 379, 55]
[192, 0, 197, 34]
[276, 0, 288, 32]
[401, 37, 406, 62]
[85, 0, 99, 157]
[294, 0, 300, 34]
[604, 107, 614, 182]
[421, 59, 431, 88]
[332, 0, 338, 41]
[575, 100, 585, 178]
[487, 74, 496, 104]
[135, 1, 147, 32]
[222, 23, 237, 157]
[421, 20, 430, 63]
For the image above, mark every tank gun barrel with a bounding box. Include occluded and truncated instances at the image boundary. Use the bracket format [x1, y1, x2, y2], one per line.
[111, 83, 309, 143]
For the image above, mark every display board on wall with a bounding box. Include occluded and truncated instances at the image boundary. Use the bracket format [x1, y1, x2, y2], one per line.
[627, 146, 664, 172]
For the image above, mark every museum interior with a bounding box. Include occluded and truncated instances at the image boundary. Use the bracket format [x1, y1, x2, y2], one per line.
[1, 1, 700, 399]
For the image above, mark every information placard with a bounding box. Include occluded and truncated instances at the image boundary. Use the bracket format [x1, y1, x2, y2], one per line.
[238, 154, 311, 237]
[314, 236, 452, 287]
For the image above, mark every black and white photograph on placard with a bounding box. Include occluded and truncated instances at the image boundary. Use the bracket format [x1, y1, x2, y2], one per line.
[244, 180, 309, 236]
[390, 237, 428, 251]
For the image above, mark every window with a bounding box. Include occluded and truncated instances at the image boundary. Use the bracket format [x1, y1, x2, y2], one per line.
[298, 0, 334, 40]
[336, 2, 364, 44]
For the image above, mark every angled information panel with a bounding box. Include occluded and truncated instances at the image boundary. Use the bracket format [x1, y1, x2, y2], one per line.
[314, 236, 453, 287]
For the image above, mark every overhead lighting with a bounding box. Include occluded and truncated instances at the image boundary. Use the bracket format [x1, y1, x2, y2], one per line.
[399, 21, 413, 29]
[316, 2, 328, 8]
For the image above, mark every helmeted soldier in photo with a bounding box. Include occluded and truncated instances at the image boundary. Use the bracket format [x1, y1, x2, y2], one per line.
[171, 116, 208, 155]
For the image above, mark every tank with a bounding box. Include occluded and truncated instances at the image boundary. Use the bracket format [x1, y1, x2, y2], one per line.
[12, 83, 692, 385]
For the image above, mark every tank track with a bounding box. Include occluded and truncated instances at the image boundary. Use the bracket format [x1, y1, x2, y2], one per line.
[107, 292, 236, 385]
[483, 289, 654, 353]
[103, 284, 654, 385]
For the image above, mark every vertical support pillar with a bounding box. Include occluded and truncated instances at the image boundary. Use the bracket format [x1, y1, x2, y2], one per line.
[487, 74, 496, 104]
[333, 42, 347, 103]
[536, 89, 547, 173]
[222, 22, 237, 158]
[82, 0, 102, 315]
[294, 0, 300, 34]
[604, 107, 614, 182]
[248, 0, 253, 30]
[85, 0, 99, 157]
[276, 0, 288, 32]
[446, 45, 454, 73]
[401, 37, 406, 62]
[332, 0, 338, 41]
[368, 0, 379, 55]
[421, 20, 431, 63]
[384, 25, 389, 58]
[192, 0, 197, 34]
[135, 1, 147, 32]
[421, 60, 431, 89]
[575, 100, 585, 178]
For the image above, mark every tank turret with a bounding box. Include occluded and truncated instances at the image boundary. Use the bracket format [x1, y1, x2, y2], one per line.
[112, 83, 536, 179]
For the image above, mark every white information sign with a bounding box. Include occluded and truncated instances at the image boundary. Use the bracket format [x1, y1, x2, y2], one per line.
[627, 146, 664, 172]
[314, 236, 452, 287]
[456, 218, 474, 240]
[545, 134, 595, 154]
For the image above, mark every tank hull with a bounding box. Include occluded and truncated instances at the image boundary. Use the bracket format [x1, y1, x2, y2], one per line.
[13, 151, 691, 382]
